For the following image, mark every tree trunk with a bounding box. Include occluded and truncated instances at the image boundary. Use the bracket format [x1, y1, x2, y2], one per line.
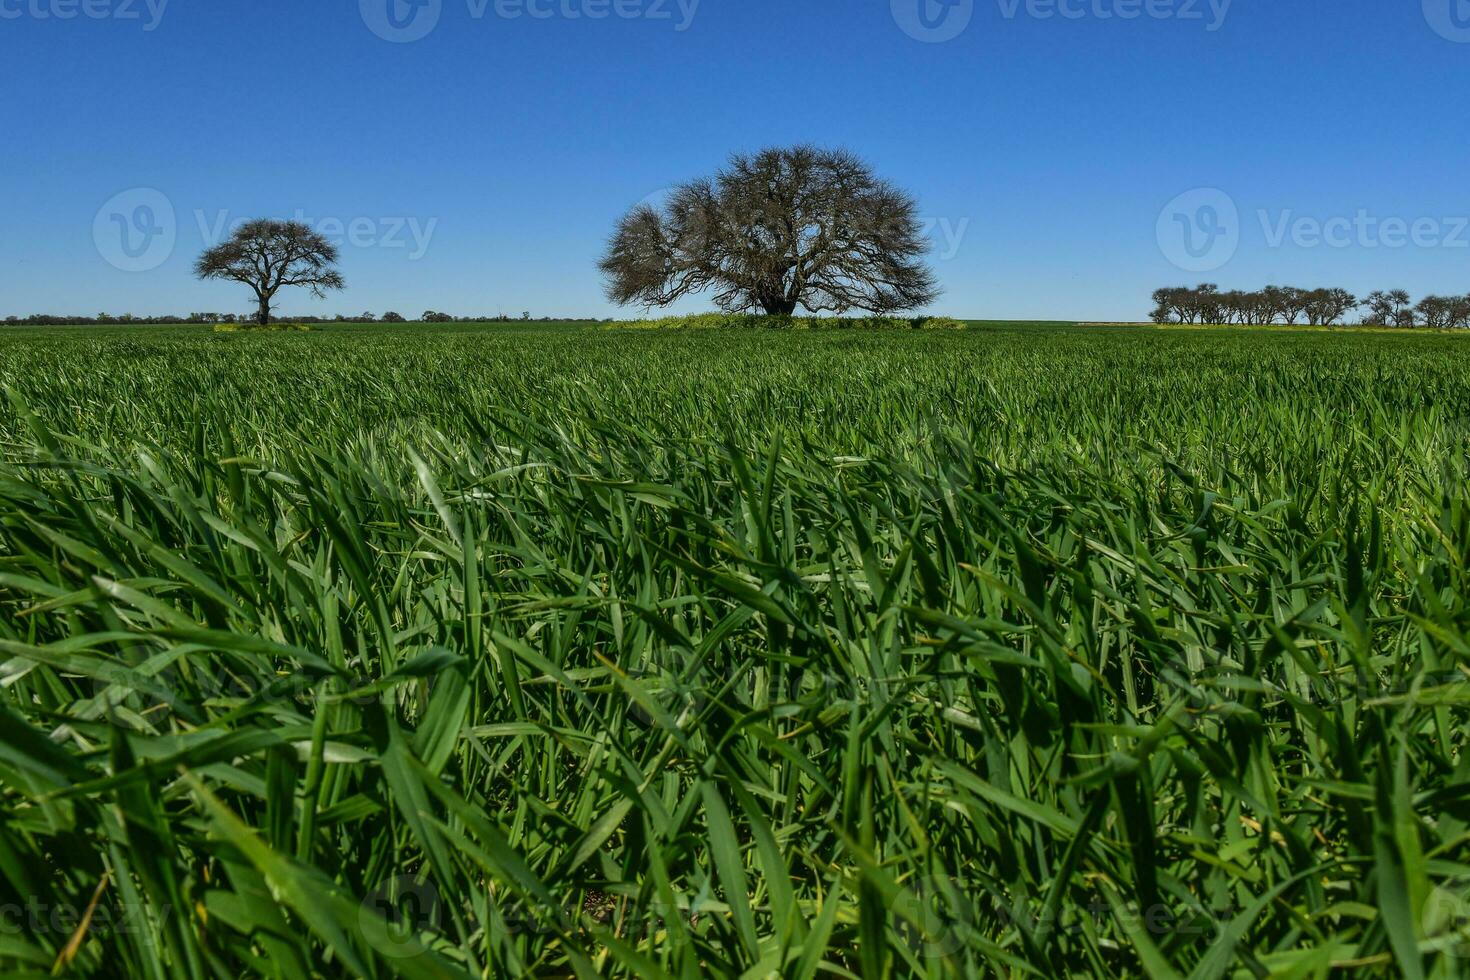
[256, 296, 271, 326]
[760, 298, 798, 316]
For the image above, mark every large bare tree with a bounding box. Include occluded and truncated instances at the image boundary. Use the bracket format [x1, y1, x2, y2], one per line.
[195, 219, 345, 325]
[601, 146, 940, 316]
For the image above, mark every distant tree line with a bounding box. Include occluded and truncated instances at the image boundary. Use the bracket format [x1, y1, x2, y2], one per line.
[3, 312, 238, 326]
[1151, 285, 1470, 329]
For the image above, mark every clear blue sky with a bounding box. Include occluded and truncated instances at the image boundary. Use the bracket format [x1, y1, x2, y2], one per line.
[2, 0, 1467, 321]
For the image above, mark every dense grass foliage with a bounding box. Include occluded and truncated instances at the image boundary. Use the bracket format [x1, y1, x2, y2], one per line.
[2, 321, 1470, 978]
[212, 322, 315, 333]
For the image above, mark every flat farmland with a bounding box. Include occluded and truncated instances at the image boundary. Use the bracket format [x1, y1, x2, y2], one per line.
[2, 321, 1469, 977]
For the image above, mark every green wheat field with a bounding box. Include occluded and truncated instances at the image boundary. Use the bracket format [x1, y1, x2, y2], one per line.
[2, 320, 1470, 978]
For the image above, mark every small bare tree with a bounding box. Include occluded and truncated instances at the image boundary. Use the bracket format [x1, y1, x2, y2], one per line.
[1360, 289, 1412, 327]
[195, 220, 345, 325]
[1305, 288, 1357, 327]
[601, 146, 939, 316]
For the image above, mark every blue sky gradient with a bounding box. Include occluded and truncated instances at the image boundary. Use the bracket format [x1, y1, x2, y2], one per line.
[2, 0, 1467, 320]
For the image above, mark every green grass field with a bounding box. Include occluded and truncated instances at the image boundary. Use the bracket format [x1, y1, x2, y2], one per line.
[2, 321, 1469, 978]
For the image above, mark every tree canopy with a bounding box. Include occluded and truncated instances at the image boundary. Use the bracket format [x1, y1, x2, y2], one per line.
[601, 146, 939, 317]
[194, 220, 345, 325]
